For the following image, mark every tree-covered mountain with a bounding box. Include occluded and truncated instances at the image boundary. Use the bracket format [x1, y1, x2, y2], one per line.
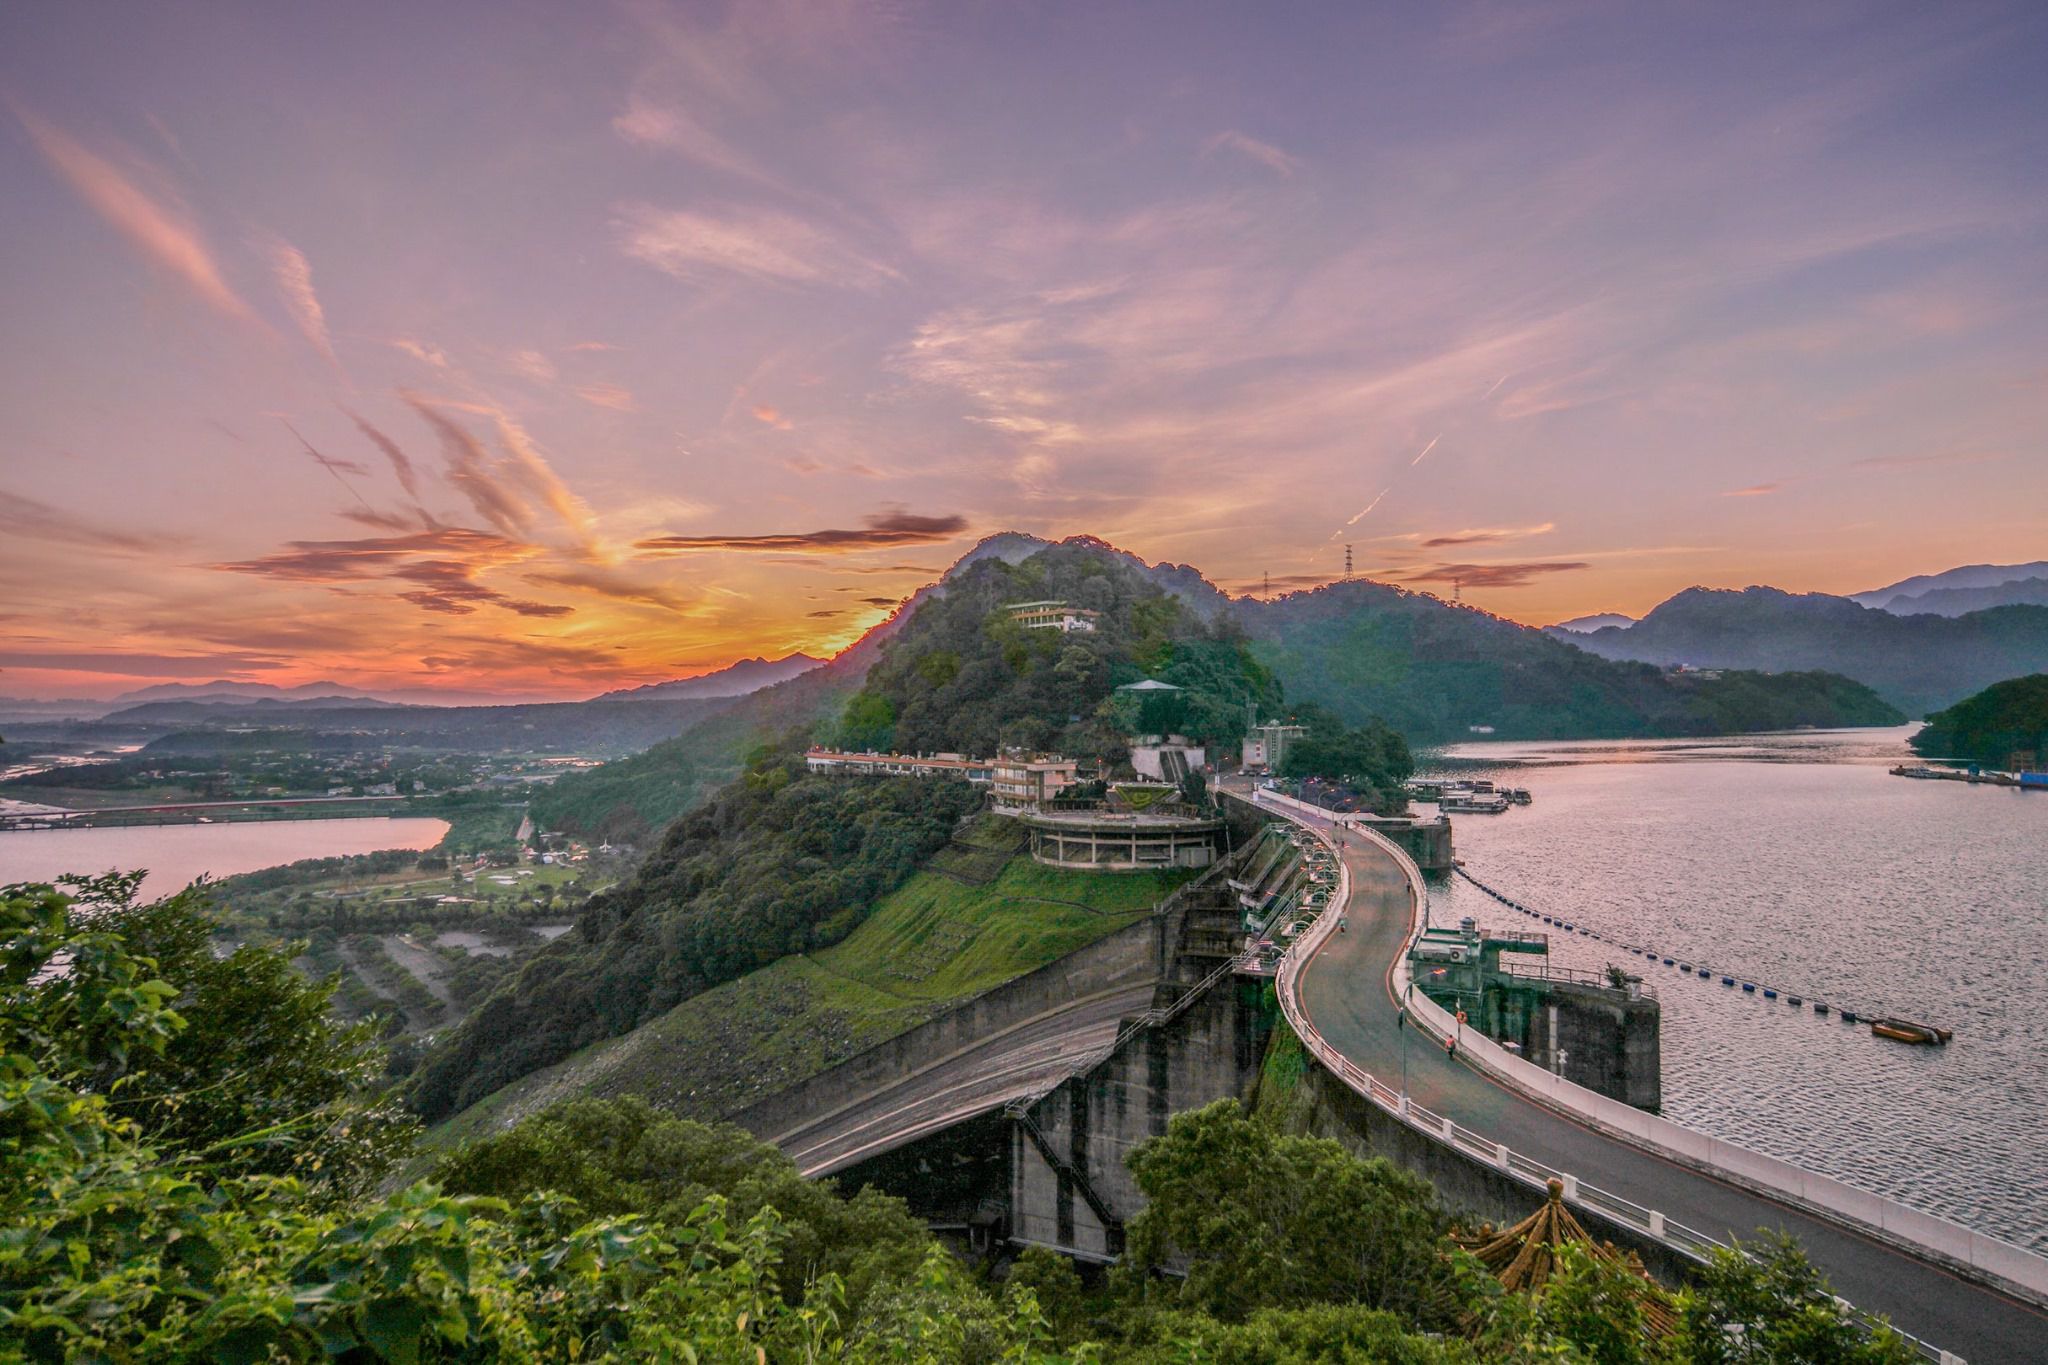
[1909, 674, 2048, 767]
[837, 538, 1275, 762]
[1554, 586, 2048, 714]
[1242, 580, 1901, 741]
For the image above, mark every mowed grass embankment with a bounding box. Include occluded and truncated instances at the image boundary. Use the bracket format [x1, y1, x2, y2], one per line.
[418, 819, 1193, 1152]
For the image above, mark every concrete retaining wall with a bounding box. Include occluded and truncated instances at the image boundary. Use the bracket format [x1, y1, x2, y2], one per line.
[734, 908, 1175, 1143]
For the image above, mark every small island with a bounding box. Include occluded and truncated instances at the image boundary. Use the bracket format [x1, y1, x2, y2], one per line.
[1910, 673, 2048, 771]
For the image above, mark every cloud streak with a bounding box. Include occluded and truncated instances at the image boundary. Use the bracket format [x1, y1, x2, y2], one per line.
[1203, 130, 1304, 177]
[637, 510, 968, 555]
[1397, 561, 1591, 589]
[13, 103, 259, 326]
[615, 202, 900, 289]
[269, 240, 340, 371]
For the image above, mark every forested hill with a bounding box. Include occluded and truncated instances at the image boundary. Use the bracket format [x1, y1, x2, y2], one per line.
[1910, 674, 2048, 766]
[838, 538, 1277, 761]
[1556, 587, 2048, 715]
[412, 755, 984, 1120]
[1239, 580, 1903, 741]
[530, 533, 1252, 840]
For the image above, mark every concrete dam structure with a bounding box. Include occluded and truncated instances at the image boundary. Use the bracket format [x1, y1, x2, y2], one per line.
[741, 783, 2045, 1361]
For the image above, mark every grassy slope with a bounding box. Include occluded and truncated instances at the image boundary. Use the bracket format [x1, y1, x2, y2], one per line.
[419, 822, 1191, 1154]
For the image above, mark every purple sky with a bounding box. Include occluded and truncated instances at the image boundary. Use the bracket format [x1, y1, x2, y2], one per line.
[3, 1, 2044, 699]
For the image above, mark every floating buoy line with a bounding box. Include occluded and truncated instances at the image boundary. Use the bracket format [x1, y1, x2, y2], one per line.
[1451, 867, 1950, 1045]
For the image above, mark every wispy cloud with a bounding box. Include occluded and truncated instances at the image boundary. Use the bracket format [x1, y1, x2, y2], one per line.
[509, 349, 558, 383]
[615, 202, 900, 289]
[637, 509, 967, 555]
[401, 393, 596, 550]
[12, 102, 259, 326]
[1203, 130, 1304, 177]
[523, 565, 700, 614]
[0, 488, 174, 555]
[611, 96, 792, 196]
[575, 382, 637, 412]
[1398, 561, 1591, 589]
[388, 338, 449, 369]
[346, 410, 424, 500]
[209, 526, 568, 619]
[1420, 522, 1555, 548]
[751, 403, 792, 429]
[268, 240, 340, 371]
[1720, 483, 1781, 497]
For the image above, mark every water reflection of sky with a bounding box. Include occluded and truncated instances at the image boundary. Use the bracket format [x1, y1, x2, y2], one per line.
[1416, 724, 2045, 1252]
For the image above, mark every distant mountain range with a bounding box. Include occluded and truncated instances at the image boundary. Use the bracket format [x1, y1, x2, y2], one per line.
[1549, 612, 1636, 634]
[111, 679, 399, 706]
[1550, 585, 2048, 715]
[1850, 562, 2048, 615]
[597, 654, 824, 702]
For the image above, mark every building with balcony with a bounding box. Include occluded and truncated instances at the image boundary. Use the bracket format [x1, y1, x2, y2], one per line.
[1006, 600, 1100, 632]
[991, 754, 1082, 807]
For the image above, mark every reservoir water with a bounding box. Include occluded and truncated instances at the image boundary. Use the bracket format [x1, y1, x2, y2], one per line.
[1423, 725, 2045, 1253]
[0, 817, 451, 902]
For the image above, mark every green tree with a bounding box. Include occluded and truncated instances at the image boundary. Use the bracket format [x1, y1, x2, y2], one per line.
[1122, 1100, 1460, 1327]
[1674, 1237, 1916, 1364]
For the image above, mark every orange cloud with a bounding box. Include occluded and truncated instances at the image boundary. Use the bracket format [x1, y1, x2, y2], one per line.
[1721, 483, 1780, 497]
[751, 403, 792, 429]
[13, 103, 259, 326]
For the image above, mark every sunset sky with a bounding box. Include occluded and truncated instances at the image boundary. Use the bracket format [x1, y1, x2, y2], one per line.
[4, 1, 2045, 701]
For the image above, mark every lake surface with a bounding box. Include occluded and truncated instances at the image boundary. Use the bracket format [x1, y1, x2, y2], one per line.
[1422, 726, 2046, 1252]
[0, 817, 451, 902]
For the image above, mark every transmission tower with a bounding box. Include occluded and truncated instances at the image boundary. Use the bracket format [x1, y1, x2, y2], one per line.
[1344, 544, 1353, 579]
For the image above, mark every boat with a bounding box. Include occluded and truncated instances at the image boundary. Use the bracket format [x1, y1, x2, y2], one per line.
[1503, 787, 1533, 804]
[1441, 793, 1510, 814]
[1871, 1017, 1952, 1046]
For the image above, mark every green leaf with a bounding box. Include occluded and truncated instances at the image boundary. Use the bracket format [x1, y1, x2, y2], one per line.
[360, 1296, 429, 1365]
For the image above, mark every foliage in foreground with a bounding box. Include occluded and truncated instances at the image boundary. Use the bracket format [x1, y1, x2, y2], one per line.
[0, 879, 1922, 1362]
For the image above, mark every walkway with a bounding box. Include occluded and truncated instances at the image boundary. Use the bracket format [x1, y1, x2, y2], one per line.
[1270, 792, 2046, 1364]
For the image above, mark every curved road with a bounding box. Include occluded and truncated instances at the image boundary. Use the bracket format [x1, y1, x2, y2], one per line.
[1278, 795, 2046, 1363]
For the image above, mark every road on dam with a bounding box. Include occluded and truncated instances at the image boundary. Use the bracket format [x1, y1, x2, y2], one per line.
[770, 978, 1158, 1179]
[1280, 796, 2047, 1363]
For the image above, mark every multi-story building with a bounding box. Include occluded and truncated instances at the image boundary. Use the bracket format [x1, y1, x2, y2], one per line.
[991, 754, 1081, 807]
[1005, 600, 1100, 633]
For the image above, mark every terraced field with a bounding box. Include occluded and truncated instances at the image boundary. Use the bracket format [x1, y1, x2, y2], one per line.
[420, 817, 1193, 1153]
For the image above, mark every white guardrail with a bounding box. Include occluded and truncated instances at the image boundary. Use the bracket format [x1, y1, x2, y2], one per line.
[1252, 789, 2047, 1365]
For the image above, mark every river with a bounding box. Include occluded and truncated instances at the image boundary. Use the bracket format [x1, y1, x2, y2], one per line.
[0, 817, 451, 902]
[1422, 725, 2046, 1253]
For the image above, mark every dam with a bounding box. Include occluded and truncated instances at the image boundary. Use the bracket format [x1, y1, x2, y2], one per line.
[740, 785, 2046, 1362]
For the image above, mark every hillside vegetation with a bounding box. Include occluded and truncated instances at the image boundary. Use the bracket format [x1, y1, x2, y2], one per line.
[420, 817, 1191, 1146]
[411, 753, 984, 1120]
[840, 538, 1278, 760]
[1240, 580, 1903, 741]
[1910, 673, 2048, 766]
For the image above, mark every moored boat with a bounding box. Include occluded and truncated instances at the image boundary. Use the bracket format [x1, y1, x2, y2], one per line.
[1871, 1017, 1952, 1045]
